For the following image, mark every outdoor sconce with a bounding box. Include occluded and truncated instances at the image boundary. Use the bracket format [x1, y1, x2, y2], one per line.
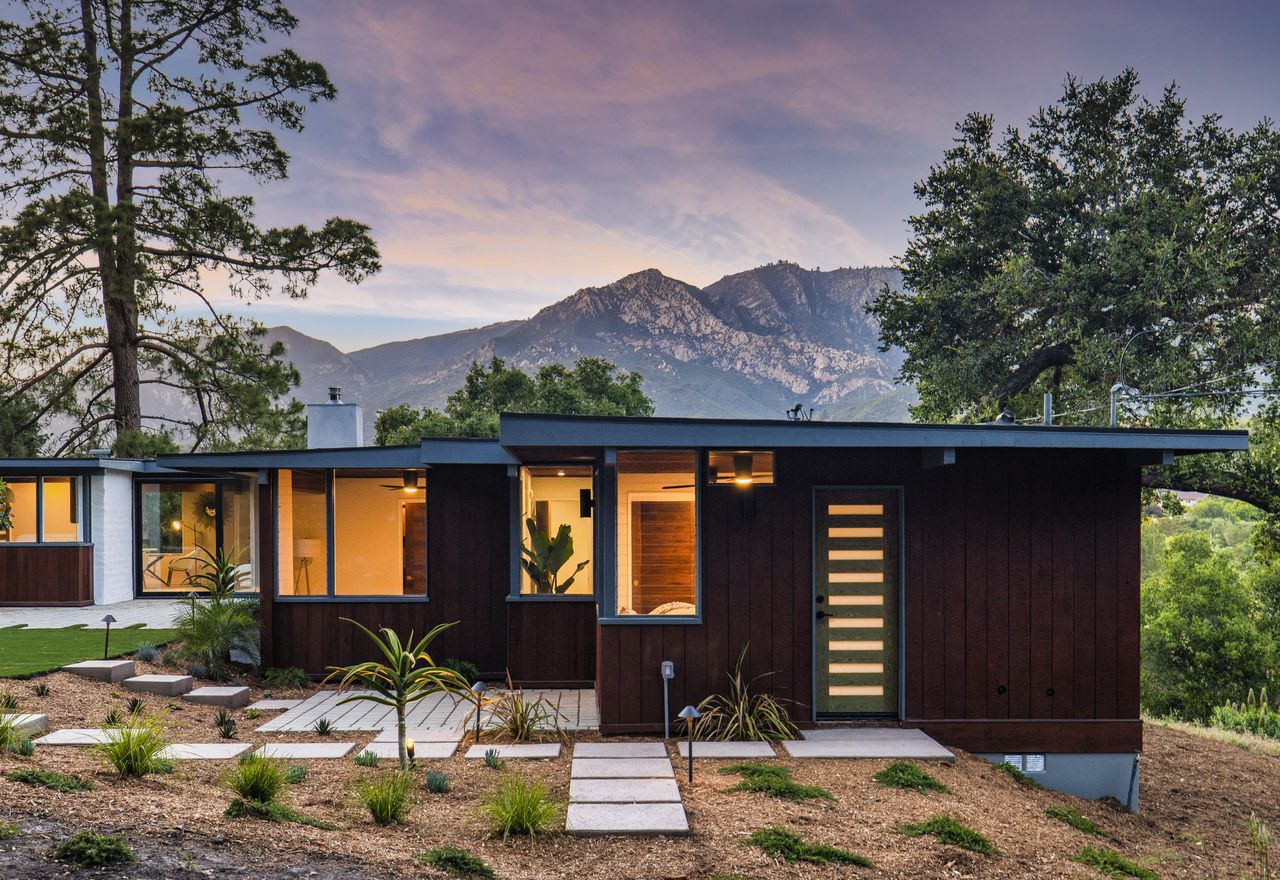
[579, 488, 594, 518]
[733, 453, 754, 486]
[470, 681, 488, 743]
[678, 705, 701, 783]
[101, 614, 116, 660]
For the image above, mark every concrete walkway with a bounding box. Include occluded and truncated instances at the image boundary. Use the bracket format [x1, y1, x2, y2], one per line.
[2, 599, 184, 629]
[566, 743, 689, 836]
[781, 727, 954, 761]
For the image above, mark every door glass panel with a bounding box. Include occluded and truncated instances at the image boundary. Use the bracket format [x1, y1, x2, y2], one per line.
[276, 469, 328, 596]
[519, 466, 593, 595]
[139, 482, 218, 592]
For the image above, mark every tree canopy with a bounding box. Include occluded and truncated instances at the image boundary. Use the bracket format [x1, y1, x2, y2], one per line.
[374, 356, 654, 444]
[871, 69, 1280, 513]
[0, 0, 379, 455]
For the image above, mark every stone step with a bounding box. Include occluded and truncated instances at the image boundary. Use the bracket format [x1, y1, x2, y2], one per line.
[371, 727, 464, 744]
[782, 727, 955, 761]
[244, 699, 302, 712]
[2, 713, 48, 738]
[463, 743, 560, 760]
[157, 743, 252, 760]
[255, 742, 355, 759]
[566, 803, 689, 836]
[183, 686, 250, 709]
[122, 675, 193, 697]
[573, 742, 666, 759]
[33, 728, 113, 746]
[677, 740, 776, 759]
[63, 660, 135, 683]
[569, 777, 681, 804]
[362, 740, 457, 760]
[571, 757, 674, 779]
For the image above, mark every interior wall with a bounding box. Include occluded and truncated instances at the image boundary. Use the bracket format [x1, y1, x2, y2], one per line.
[0, 478, 37, 542]
[521, 472, 593, 595]
[333, 476, 404, 595]
[615, 471, 694, 614]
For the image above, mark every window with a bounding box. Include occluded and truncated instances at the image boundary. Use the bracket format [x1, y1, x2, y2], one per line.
[519, 465, 593, 596]
[139, 477, 257, 594]
[706, 450, 774, 486]
[615, 450, 697, 617]
[276, 468, 427, 599]
[0, 476, 82, 544]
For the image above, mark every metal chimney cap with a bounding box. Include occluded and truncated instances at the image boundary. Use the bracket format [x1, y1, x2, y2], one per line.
[328, 386, 342, 402]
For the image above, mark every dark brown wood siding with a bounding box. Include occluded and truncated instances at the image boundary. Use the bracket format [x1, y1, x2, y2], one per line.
[507, 601, 596, 687]
[598, 447, 1143, 754]
[0, 544, 93, 606]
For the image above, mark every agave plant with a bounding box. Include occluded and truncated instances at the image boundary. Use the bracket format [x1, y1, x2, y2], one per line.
[324, 620, 468, 770]
[187, 546, 247, 599]
[519, 518, 589, 595]
[694, 645, 799, 742]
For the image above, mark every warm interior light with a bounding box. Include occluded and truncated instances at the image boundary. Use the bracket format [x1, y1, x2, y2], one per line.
[733, 453, 754, 486]
[557, 469, 566, 477]
[170, 519, 182, 532]
[402, 471, 419, 494]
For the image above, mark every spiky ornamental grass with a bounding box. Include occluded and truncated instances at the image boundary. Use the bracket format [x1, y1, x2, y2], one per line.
[93, 715, 171, 778]
[324, 620, 468, 770]
[481, 774, 560, 839]
[693, 645, 799, 742]
[356, 771, 415, 826]
[473, 674, 565, 742]
[225, 753, 287, 804]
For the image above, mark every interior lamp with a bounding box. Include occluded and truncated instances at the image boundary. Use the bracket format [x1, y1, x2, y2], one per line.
[402, 471, 419, 494]
[733, 453, 754, 486]
[171, 519, 183, 532]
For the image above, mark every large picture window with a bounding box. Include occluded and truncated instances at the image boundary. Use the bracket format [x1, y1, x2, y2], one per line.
[0, 476, 82, 544]
[518, 465, 593, 596]
[139, 477, 257, 593]
[276, 468, 427, 599]
[615, 450, 698, 617]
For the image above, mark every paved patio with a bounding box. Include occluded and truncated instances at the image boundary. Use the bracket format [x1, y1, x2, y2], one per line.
[255, 688, 599, 733]
[3, 599, 185, 629]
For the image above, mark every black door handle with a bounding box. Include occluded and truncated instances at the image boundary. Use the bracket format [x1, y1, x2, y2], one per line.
[816, 610, 828, 620]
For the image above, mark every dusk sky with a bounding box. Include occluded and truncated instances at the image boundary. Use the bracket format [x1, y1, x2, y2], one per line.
[234, 0, 1280, 350]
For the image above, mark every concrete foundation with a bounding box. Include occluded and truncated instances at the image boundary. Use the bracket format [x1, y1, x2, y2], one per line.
[979, 752, 1141, 811]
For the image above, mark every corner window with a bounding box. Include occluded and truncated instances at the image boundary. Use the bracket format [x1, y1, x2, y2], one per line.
[706, 450, 774, 486]
[615, 450, 697, 617]
[139, 478, 257, 593]
[276, 469, 329, 596]
[519, 465, 593, 596]
[0, 476, 82, 544]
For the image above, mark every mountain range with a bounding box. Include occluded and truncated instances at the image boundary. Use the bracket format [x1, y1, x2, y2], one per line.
[268, 262, 915, 431]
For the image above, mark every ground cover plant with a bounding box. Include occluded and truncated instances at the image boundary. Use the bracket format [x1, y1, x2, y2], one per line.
[284, 765, 307, 784]
[900, 815, 996, 854]
[481, 774, 559, 839]
[415, 845, 495, 878]
[262, 667, 309, 689]
[6, 768, 93, 793]
[425, 770, 450, 793]
[874, 761, 949, 792]
[747, 827, 872, 866]
[0, 624, 177, 677]
[694, 645, 799, 741]
[1047, 804, 1104, 836]
[483, 748, 503, 770]
[994, 761, 1044, 789]
[1072, 846, 1160, 879]
[719, 762, 833, 801]
[50, 830, 135, 867]
[94, 715, 172, 778]
[0, 821, 19, 840]
[356, 771, 415, 825]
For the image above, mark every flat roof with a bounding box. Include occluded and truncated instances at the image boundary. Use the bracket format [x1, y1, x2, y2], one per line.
[498, 413, 1249, 454]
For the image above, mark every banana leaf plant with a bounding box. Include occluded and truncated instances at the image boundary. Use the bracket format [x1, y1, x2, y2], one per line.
[324, 620, 468, 769]
[520, 518, 589, 594]
[0, 478, 10, 533]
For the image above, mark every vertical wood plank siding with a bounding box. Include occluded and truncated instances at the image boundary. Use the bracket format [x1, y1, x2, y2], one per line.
[0, 545, 94, 605]
[598, 447, 1142, 753]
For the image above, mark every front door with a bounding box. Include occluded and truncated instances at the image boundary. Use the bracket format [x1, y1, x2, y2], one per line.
[815, 488, 899, 716]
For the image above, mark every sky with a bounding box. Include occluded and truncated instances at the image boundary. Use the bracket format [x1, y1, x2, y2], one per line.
[224, 0, 1280, 350]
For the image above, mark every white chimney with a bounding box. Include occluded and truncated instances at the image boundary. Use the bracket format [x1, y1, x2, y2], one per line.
[306, 387, 364, 448]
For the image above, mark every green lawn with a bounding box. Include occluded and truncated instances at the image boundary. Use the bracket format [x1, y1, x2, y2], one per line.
[0, 624, 178, 678]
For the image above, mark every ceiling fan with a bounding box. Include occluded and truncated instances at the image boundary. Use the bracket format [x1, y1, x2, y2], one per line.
[379, 471, 422, 494]
[662, 454, 754, 489]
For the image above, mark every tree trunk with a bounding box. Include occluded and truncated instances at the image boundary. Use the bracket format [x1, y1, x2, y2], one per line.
[397, 702, 408, 770]
[995, 341, 1076, 409]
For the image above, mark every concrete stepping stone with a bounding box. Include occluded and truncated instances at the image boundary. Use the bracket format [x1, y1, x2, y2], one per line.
[463, 743, 560, 760]
[371, 727, 464, 744]
[363, 740, 458, 760]
[33, 728, 112, 746]
[571, 758, 674, 779]
[245, 699, 302, 712]
[677, 741, 776, 758]
[123, 674, 193, 696]
[570, 778, 681, 803]
[781, 727, 954, 762]
[183, 686, 250, 708]
[566, 803, 689, 836]
[255, 742, 355, 759]
[63, 660, 135, 682]
[3, 714, 48, 737]
[158, 743, 251, 760]
[573, 742, 666, 759]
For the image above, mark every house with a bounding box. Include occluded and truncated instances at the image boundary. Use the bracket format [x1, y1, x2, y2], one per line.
[0, 400, 1248, 807]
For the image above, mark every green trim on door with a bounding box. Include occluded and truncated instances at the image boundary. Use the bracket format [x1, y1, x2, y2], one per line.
[815, 488, 900, 716]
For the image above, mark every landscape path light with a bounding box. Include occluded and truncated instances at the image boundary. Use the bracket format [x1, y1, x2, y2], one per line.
[677, 705, 701, 784]
[406, 737, 416, 768]
[470, 681, 488, 744]
[101, 614, 116, 660]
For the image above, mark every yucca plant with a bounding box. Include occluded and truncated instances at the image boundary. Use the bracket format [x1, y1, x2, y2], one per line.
[103, 708, 124, 727]
[215, 709, 237, 739]
[94, 715, 171, 778]
[694, 645, 799, 742]
[126, 697, 145, 716]
[324, 620, 467, 770]
[32, 683, 50, 697]
[311, 717, 333, 736]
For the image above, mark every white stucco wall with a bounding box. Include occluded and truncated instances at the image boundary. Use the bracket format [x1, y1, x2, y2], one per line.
[91, 470, 136, 604]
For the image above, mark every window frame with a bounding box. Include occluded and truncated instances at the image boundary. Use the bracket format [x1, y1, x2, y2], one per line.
[0, 474, 87, 546]
[273, 467, 430, 603]
[507, 463, 598, 603]
[134, 476, 254, 598]
[704, 449, 777, 488]
[598, 447, 702, 625]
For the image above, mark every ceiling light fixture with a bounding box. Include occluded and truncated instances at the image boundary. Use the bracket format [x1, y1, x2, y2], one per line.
[733, 453, 754, 486]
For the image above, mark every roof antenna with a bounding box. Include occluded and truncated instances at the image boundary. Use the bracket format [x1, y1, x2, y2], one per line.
[785, 403, 812, 422]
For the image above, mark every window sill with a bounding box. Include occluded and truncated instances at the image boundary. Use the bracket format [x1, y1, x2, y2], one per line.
[506, 594, 597, 603]
[598, 615, 702, 625]
[274, 595, 430, 603]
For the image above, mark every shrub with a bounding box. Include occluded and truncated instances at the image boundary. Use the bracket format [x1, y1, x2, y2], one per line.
[1072, 846, 1159, 879]
[133, 642, 158, 662]
[1046, 805, 1103, 836]
[1211, 688, 1280, 740]
[719, 762, 832, 801]
[994, 761, 1044, 789]
[215, 709, 237, 739]
[694, 645, 799, 742]
[481, 774, 559, 839]
[356, 771, 415, 826]
[186, 662, 210, 680]
[245, 708, 261, 720]
[415, 845, 494, 878]
[174, 585, 259, 680]
[355, 750, 380, 768]
[284, 764, 307, 784]
[0, 821, 19, 840]
[51, 830, 135, 867]
[900, 815, 996, 855]
[160, 649, 182, 668]
[480, 675, 563, 742]
[32, 682, 50, 697]
[747, 827, 871, 866]
[93, 716, 171, 778]
[874, 761, 949, 793]
[226, 753, 287, 804]
[263, 666, 309, 690]
[12, 738, 33, 756]
[443, 658, 480, 686]
[483, 748, 504, 770]
[312, 717, 334, 736]
[6, 768, 93, 792]
[425, 771, 450, 793]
